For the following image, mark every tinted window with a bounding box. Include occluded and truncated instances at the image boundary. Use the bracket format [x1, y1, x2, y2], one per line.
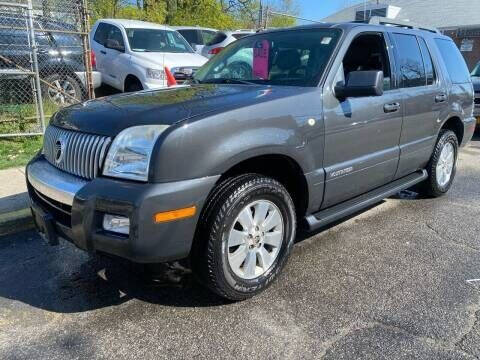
[178, 30, 199, 45]
[206, 32, 226, 46]
[106, 25, 124, 49]
[93, 23, 108, 45]
[202, 30, 216, 44]
[53, 33, 82, 47]
[393, 33, 426, 88]
[35, 32, 51, 47]
[435, 38, 470, 84]
[418, 37, 435, 85]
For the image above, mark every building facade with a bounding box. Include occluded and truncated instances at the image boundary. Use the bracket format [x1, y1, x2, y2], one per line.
[323, 0, 480, 69]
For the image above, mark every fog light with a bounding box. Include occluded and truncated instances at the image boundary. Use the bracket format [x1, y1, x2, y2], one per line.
[103, 214, 130, 235]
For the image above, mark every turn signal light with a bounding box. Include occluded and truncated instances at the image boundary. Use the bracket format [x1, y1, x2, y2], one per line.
[154, 206, 196, 223]
[208, 47, 224, 55]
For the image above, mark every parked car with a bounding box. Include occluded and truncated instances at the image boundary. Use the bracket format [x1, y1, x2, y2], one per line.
[90, 19, 208, 91]
[27, 20, 476, 301]
[171, 26, 218, 55]
[0, 14, 101, 106]
[201, 29, 255, 58]
[471, 61, 480, 129]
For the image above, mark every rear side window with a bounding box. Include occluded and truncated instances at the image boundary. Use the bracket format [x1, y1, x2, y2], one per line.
[93, 23, 109, 45]
[201, 30, 216, 44]
[178, 30, 199, 45]
[435, 38, 470, 84]
[206, 32, 226, 46]
[392, 33, 426, 88]
[418, 37, 436, 85]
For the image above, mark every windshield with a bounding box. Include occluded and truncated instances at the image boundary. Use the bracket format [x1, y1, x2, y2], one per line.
[194, 28, 341, 87]
[126, 28, 194, 53]
[471, 62, 480, 77]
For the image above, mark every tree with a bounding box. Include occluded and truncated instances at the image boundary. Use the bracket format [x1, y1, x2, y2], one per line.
[88, 0, 299, 29]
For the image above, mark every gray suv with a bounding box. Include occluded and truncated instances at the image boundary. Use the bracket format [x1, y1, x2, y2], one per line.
[26, 19, 476, 300]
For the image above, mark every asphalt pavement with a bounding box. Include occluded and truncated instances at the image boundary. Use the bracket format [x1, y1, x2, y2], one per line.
[0, 134, 479, 360]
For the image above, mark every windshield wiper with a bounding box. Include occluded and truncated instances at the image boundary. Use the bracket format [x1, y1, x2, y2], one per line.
[201, 78, 258, 85]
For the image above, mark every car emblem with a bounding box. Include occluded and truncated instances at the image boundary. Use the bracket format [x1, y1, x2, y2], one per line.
[54, 135, 66, 164]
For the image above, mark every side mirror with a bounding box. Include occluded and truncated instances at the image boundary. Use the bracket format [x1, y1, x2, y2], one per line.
[105, 39, 125, 52]
[335, 70, 384, 99]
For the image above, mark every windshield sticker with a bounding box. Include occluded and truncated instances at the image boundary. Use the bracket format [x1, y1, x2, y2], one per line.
[253, 40, 270, 80]
[321, 37, 332, 45]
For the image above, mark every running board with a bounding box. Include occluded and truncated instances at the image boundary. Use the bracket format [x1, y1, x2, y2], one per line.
[305, 170, 428, 232]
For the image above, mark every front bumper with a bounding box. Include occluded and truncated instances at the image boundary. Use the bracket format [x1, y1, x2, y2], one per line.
[26, 156, 219, 263]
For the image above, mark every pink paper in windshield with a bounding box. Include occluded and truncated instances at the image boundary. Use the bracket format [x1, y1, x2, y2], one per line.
[253, 40, 270, 80]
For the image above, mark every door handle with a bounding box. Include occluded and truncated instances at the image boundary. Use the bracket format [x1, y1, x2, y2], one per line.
[435, 94, 447, 103]
[100, 50, 107, 55]
[384, 102, 401, 113]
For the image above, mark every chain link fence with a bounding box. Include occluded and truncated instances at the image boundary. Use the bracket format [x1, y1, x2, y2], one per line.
[0, 0, 94, 137]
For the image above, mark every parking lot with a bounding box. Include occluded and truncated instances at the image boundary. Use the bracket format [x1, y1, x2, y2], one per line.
[0, 134, 479, 359]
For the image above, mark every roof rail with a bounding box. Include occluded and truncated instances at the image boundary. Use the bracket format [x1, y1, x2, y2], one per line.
[368, 16, 439, 34]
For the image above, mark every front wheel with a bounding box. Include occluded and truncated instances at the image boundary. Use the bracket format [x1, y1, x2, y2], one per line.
[420, 130, 459, 197]
[43, 74, 83, 107]
[192, 174, 296, 301]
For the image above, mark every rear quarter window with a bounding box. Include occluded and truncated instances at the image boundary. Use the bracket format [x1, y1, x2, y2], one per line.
[206, 32, 226, 46]
[435, 38, 470, 84]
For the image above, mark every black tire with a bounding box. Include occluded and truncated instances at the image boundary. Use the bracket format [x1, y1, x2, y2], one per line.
[42, 73, 83, 107]
[420, 129, 459, 197]
[192, 174, 296, 301]
[125, 78, 143, 92]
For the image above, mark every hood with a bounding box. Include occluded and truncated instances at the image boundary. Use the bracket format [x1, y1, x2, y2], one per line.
[51, 84, 313, 136]
[471, 76, 480, 92]
[134, 52, 208, 68]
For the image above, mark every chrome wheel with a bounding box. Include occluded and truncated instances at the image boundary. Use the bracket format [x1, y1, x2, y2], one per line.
[227, 200, 284, 280]
[47, 79, 78, 106]
[436, 142, 455, 187]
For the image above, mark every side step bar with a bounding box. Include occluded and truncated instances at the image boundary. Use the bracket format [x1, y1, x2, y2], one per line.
[305, 170, 428, 232]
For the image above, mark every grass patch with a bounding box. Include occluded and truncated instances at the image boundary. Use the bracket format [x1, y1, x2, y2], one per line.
[0, 136, 43, 170]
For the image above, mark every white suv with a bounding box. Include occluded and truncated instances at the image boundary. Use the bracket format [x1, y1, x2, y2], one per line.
[201, 30, 255, 58]
[90, 19, 208, 91]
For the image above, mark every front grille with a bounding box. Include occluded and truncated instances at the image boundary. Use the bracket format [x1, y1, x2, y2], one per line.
[43, 125, 111, 180]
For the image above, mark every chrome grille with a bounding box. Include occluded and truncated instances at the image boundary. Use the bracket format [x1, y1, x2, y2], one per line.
[43, 125, 111, 180]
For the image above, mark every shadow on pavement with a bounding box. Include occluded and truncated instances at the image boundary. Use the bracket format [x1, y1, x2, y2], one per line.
[0, 230, 227, 314]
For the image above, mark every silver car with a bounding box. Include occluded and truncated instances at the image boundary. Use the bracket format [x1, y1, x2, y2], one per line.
[201, 29, 255, 58]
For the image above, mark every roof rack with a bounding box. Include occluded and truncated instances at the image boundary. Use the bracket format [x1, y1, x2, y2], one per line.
[368, 16, 439, 34]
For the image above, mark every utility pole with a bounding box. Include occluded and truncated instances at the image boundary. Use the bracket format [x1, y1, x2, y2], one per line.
[258, 0, 263, 29]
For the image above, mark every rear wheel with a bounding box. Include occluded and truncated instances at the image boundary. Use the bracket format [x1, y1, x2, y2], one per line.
[420, 130, 458, 197]
[192, 174, 296, 301]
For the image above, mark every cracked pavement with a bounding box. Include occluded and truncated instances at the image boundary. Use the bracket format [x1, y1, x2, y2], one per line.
[0, 134, 479, 359]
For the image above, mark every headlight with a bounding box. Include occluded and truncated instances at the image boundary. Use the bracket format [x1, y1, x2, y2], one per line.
[146, 68, 166, 80]
[103, 125, 169, 181]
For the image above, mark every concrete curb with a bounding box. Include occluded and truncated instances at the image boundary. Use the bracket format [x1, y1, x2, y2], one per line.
[0, 208, 34, 237]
